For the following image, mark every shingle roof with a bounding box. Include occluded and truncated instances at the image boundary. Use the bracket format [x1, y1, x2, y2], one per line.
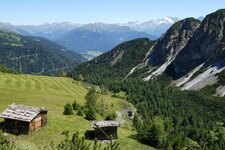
[92, 121, 119, 128]
[0, 103, 47, 122]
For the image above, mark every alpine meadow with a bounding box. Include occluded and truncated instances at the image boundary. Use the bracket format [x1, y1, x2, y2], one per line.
[1, 1, 225, 150]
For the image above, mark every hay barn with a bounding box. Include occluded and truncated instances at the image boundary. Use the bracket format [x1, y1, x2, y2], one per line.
[0, 104, 48, 134]
[92, 120, 119, 140]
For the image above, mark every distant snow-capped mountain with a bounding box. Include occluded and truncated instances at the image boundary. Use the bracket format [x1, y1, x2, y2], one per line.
[123, 17, 179, 36]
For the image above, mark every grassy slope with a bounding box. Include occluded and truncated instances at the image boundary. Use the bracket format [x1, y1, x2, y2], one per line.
[0, 73, 152, 150]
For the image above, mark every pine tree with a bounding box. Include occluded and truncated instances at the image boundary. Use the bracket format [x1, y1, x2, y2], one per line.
[63, 103, 74, 115]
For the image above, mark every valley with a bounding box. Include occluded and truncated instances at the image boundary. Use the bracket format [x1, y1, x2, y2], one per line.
[0, 2, 225, 149]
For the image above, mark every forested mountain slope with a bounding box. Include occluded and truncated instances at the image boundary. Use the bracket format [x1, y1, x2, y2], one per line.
[0, 29, 86, 75]
[68, 9, 225, 149]
[69, 38, 154, 91]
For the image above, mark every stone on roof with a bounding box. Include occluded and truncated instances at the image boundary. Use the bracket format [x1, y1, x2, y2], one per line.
[0, 103, 47, 122]
[92, 121, 119, 128]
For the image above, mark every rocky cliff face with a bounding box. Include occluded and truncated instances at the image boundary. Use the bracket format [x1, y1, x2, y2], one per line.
[148, 18, 200, 66]
[143, 18, 200, 80]
[167, 9, 225, 79]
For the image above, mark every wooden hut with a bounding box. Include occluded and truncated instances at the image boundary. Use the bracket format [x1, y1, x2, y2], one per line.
[0, 104, 48, 134]
[92, 121, 119, 140]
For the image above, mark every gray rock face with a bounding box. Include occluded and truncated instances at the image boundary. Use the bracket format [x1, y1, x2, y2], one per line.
[148, 18, 200, 67]
[169, 9, 225, 78]
[142, 18, 200, 80]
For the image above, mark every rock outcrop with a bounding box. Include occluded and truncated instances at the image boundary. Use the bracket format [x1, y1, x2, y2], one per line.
[143, 18, 200, 80]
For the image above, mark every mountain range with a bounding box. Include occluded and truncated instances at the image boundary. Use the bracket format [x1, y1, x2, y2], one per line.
[0, 17, 180, 58]
[0, 29, 86, 75]
[70, 9, 225, 96]
[122, 16, 179, 37]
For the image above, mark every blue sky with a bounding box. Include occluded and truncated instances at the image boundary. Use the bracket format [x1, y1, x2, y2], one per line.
[0, 0, 225, 25]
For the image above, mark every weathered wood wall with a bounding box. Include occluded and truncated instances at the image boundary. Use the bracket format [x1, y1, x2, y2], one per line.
[29, 115, 42, 132]
[41, 112, 47, 126]
[29, 111, 47, 132]
[3, 111, 48, 134]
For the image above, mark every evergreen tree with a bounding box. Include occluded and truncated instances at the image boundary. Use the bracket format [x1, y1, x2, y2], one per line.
[63, 103, 74, 115]
[72, 100, 79, 111]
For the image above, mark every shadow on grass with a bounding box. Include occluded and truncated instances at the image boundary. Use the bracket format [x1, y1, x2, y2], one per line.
[85, 130, 95, 140]
[128, 134, 153, 148]
[0, 121, 4, 130]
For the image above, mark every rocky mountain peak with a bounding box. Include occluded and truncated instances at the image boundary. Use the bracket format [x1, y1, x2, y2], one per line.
[148, 18, 200, 67]
[168, 9, 225, 79]
[142, 18, 200, 80]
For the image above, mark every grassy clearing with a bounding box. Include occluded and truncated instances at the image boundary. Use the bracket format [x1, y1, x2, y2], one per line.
[0, 73, 152, 150]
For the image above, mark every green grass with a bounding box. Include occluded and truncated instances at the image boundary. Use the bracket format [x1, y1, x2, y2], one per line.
[0, 73, 152, 150]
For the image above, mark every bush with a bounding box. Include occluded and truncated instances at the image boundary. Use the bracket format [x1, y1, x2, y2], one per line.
[85, 108, 96, 120]
[56, 131, 119, 150]
[77, 108, 84, 116]
[105, 112, 117, 120]
[63, 103, 74, 115]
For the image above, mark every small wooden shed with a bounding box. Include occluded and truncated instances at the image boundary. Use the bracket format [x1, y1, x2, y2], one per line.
[92, 121, 119, 140]
[0, 104, 48, 134]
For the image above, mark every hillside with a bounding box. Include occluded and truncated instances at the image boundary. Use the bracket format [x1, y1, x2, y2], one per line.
[67, 9, 225, 149]
[0, 73, 152, 150]
[0, 29, 86, 75]
[69, 38, 155, 91]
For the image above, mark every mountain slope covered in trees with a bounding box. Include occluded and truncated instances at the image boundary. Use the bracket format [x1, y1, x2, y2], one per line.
[0, 29, 86, 75]
[69, 38, 155, 91]
[69, 9, 225, 149]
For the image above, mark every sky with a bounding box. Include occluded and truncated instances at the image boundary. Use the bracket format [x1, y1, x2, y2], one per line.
[0, 0, 225, 25]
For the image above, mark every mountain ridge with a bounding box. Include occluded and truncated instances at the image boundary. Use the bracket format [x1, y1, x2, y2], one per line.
[0, 29, 86, 75]
[70, 9, 225, 96]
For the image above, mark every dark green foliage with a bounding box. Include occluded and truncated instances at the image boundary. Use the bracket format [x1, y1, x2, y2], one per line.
[0, 30, 86, 75]
[0, 64, 14, 73]
[56, 131, 120, 150]
[105, 112, 117, 121]
[123, 78, 225, 149]
[85, 108, 96, 120]
[76, 108, 84, 116]
[63, 103, 74, 115]
[72, 100, 79, 111]
[69, 38, 154, 92]
[57, 131, 96, 150]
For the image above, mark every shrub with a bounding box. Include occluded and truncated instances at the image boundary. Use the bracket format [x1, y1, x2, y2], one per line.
[77, 108, 84, 116]
[56, 131, 119, 150]
[105, 112, 117, 120]
[85, 108, 96, 120]
[63, 103, 74, 115]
